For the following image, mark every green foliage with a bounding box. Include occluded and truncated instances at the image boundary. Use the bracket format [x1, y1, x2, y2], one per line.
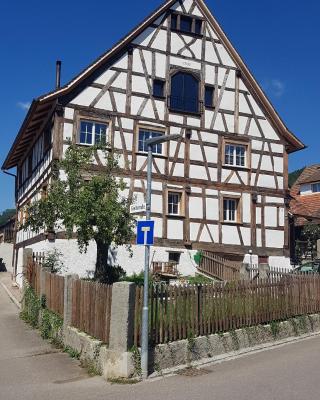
[23, 145, 135, 283]
[121, 271, 154, 286]
[289, 167, 305, 188]
[42, 249, 66, 274]
[295, 224, 320, 262]
[193, 251, 203, 266]
[63, 346, 80, 359]
[40, 309, 63, 340]
[20, 286, 41, 328]
[270, 320, 280, 339]
[0, 208, 15, 226]
[187, 332, 196, 352]
[229, 330, 240, 350]
[184, 275, 213, 285]
[129, 345, 142, 377]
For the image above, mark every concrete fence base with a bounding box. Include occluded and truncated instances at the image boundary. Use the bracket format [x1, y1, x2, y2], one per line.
[21, 249, 320, 381]
[152, 314, 320, 373]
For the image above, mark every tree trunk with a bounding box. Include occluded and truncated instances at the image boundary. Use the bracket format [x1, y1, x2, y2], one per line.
[94, 238, 110, 283]
[94, 238, 126, 284]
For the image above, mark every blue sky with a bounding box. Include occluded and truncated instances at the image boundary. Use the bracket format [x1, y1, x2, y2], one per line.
[0, 0, 319, 211]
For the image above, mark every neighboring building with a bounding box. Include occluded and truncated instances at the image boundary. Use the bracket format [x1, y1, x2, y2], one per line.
[290, 165, 320, 261]
[0, 216, 15, 273]
[0, 216, 15, 244]
[2, 0, 305, 285]
[290, 165, 320, 226]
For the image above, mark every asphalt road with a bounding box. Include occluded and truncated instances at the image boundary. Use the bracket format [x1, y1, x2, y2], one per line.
[1, 282, 320, 400]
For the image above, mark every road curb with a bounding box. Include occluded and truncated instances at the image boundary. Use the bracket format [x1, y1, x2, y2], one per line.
[0, 281, 21, 310]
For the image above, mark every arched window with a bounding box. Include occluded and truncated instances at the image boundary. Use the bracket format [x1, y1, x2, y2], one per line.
[170, 72, 199, 113]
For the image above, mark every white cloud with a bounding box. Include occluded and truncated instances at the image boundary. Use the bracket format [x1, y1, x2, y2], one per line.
[262, 79, 285, 98]
[17, 101, 31, 111]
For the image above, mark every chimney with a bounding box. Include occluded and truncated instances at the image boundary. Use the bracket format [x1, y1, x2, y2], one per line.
[55, 60, 62, 89]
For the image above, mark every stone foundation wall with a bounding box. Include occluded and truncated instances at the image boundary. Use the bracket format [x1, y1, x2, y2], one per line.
[153, 314, 320, 373]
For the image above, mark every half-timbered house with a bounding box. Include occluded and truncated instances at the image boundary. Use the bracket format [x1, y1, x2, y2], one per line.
[2, 0, 305, 284]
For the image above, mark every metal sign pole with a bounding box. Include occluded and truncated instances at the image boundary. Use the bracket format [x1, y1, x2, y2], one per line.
[141, 144, 152, 380]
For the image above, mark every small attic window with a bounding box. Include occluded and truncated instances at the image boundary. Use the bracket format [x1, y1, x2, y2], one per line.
[171, 13, 203, 36]
[312, 183, 320, 193]
[153, 79, 165, 98]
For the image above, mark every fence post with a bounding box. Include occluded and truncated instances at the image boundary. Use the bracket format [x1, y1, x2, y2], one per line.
[22, 248, 33, 285]
[317, 239, 320, 259]
[103, 281, 136, 379]
[63, 274, 78, 329]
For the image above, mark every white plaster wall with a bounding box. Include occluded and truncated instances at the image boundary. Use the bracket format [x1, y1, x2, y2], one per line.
[16, 239, 197, 284]
[0, 243, 13, 273]
[265, 230, 284, 248]
[264, 206, 278, 227]
[269, 256, 292, 270]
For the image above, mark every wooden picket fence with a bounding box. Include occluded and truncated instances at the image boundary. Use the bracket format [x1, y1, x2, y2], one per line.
[134, 273, 320, 346]
[198, 251, 241, 281]
[71, 280, 112, 345]
[32, 252, 45, 266]
[25, 261, 41, 296]
[42, 270, 65, 317]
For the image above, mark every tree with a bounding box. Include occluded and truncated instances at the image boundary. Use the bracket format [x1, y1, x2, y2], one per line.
[295, 224, 320, 263]
[0, 209, 15, 226]
[23, 145, 135, 283]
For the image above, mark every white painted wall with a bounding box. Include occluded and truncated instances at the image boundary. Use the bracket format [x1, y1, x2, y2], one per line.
[0, 243, 13, 273]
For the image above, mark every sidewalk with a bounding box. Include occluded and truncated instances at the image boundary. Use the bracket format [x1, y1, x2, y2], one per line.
[0, 271, 22, 308]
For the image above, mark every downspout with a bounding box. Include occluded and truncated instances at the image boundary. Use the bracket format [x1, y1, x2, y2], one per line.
[2, 169, 18, 282]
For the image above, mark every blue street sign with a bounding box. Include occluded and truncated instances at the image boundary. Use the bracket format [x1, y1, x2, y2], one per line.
[136, 220, 155, 246]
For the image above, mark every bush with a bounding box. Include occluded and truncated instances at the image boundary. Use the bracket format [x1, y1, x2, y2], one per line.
[184, 275, 213, 285]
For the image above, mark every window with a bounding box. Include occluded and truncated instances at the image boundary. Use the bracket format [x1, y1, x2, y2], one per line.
[153, 79, 165, 98]
[138, 129, 163, 155]
[224, 144, 246, 167]
[171, 14, 178, 30]
[28, 154, 33, 176]
[79, 120, 108, 146]
[205, 86, 214, 108]
[223, 198, 239, 222]
[44, 127, 52, 153]
[170, 72, 199, 114]
[195, 19, 203, 35]
[168, 252, 181, 264]
[168, 191, 181, 215]
[312, 183, 320, 193]
[170, 13, 203, 36]
[180, 16, 192, 32]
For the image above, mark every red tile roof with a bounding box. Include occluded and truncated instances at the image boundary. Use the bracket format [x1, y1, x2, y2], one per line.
[290, 165, 320, 225]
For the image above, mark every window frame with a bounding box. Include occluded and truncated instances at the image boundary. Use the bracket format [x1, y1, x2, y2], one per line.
[220, 195, 242, 224]
[204, 85, 215, 109]
[311, 182, 320, 193]
[166, 188, 185, 218]
[136, 125, 167, 157]
[170, 12, 204, 37]
[153, 78, 166, 99]
[222, 138, 250, 169]
[168, 251, 182, 264]
[169, 69, 201, 115]
[77, 119, 110, 147]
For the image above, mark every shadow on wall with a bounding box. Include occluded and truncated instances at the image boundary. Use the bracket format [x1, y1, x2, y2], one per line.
[0, 258, 6, 272]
